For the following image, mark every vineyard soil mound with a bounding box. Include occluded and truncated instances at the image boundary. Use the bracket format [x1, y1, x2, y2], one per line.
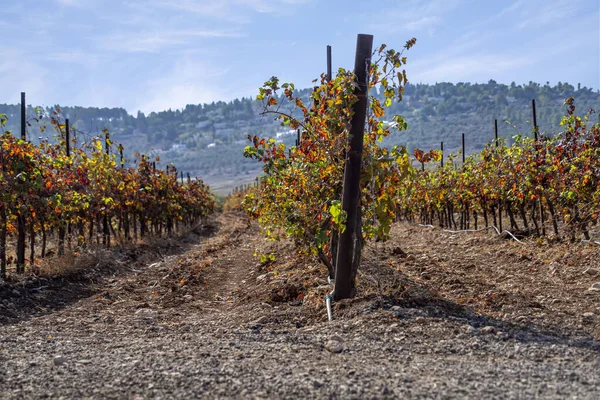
[0, 223, 215, 325]
[1, 213, 599, 399]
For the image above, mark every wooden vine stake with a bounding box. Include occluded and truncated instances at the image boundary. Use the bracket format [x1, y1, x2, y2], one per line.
[16, 92, 26, 273]
[326, 44, 339, 274]
[531, 99, 546, 235]
[20, 93, 26, 141]
[1, 132, 6, 279]
[531, 99, 538, 141]
[326, 44, 332, 82]
[494, 119, 499, 146]
[65, 118, 70, 157]
[334, 34, 372, 301]
[103, 131, 111, 248]
[461, 133, 465, 164]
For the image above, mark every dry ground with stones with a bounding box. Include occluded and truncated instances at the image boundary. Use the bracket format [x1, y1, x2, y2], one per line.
[1, 212, 599, 399]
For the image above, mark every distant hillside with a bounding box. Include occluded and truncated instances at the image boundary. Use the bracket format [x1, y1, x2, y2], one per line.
[1, 81, 598, 192]
[381, 81, 599, 155]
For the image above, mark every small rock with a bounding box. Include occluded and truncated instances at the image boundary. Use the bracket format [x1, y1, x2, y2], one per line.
[215, 327, 228, 336]
[251, 315, 269, 325]
[414, 317, 427, 325]
[394, 311, 406, 319]
[325, 340, 344, 354]
[466, 325, 478, 334]
[183, 294, 193, 302]
[53, 356, 67, 366]
[135, 308, 156, 317]
[330, 334, 343, 342]
[391, 247, 407, 257]
[582, 312, 595, 319]
[11, 289, 20, 297]
[391, 305, 401, 312]
[588, 282, 600, 292]
[480, 326, 496, 334]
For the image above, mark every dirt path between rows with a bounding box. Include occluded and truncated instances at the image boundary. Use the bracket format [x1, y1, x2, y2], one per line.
[1, 213, 599, 399]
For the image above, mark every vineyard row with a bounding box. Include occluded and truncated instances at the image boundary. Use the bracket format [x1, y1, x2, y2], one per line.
[0, 111, 215, 280]
[239, 97, 599, 262]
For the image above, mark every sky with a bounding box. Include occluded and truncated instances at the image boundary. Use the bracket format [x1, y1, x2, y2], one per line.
[1, 0, 598, 114]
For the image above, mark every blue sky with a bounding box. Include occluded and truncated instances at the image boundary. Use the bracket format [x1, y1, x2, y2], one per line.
[1, 0, 598, 114]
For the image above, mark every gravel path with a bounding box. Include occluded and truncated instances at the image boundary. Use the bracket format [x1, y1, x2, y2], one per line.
[1, 214, 599, 399]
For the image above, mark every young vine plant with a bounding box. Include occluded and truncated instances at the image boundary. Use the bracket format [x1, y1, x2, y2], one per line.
[243, 39, 417, 275]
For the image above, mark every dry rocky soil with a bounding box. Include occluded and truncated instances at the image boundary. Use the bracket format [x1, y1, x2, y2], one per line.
[1, 212, 600, 399]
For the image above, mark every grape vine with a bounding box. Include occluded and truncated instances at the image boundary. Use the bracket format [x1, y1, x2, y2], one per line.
[243, 40, 417, 276]
[0, 111, 215, 280]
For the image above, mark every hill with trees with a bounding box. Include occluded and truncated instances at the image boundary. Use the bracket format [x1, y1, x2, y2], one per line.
[1, 81, 598, 192]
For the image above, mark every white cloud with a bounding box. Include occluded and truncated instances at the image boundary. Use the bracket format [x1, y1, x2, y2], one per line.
[101, 28, 244, 53]
[136, 0, 249, 23]
[493, 0, 584, 30]
[135, 58, 233, 113]
[517, 0, 580, 29]
[408, 7, 595, 86]
[55, 0, 88, 7]
[0, 50, 50, 105]
[403, 16, 442, 31]
[45, 51, 103, 67]
[131, 0, 312, 23]
[368, 0, 463, 35]
[412, 54, 534, 83]
[234, 0, 312, 13]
